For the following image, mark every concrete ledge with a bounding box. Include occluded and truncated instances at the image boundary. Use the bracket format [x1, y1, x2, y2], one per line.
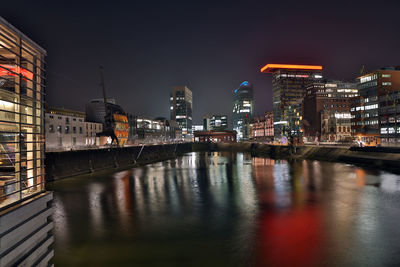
[45, 143, 193, 181]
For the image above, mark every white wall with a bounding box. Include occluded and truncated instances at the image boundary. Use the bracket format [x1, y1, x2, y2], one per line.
[45, 113, 102, 150]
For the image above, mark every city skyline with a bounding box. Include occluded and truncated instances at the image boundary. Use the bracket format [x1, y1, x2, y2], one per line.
[2, 0, 400, 124]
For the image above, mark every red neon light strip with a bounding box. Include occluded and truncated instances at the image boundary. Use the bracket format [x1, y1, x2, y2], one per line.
[0, 64, 34, 80]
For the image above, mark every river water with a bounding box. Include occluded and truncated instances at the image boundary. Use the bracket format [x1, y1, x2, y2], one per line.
[48, 151, 400, 266]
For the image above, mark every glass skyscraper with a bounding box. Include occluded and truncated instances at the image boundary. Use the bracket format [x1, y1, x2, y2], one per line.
[233, 81, 254, 140]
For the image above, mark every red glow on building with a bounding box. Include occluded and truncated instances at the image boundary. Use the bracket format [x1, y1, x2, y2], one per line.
[0, 64, 34, 80]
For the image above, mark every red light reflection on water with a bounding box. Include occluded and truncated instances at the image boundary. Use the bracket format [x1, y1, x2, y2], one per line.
[255, 207, 324, 267]
[252, 158, 325, 267]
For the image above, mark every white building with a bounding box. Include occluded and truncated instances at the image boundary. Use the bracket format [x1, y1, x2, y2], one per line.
[45, 107, 103, 150]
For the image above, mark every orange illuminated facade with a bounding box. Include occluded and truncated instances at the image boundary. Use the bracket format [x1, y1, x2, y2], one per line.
[113, 113, 129, 146]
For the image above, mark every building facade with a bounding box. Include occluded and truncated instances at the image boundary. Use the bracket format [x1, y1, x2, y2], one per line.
[233, 81, 254, 140]
[128, 115, 179, 144]
[203, 115, 210, 131]
[86, 98, 129, 146]
[45, 107, 103, 150]
[250, 111, 274, 142]
[192, 124, 204, 132]
[170, 86, 193, 140]
[194, 130, 237, 143]
[210, 114, 228, 130]
[352, 67, 400, 146]
[261, 64, 323, 141]
[303, 81, 358, 141]
[0, 16, 53, 266]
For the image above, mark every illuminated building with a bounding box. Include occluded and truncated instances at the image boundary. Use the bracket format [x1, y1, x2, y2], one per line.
[170, 86, 193, 140]
[233, 81, 254, 140]
[261, 64, 323, 141]
[194, 130, 237, 142]
[303, 81, 358, 141]
[192, 124, 204, 132]
[85, 99, 129, 146]
[128, 115, 179, 143]
[45, 107, 103, 150]
[0, 17, 53, 265]
[210, 114, 228, 130]
[352, 67, 400, 146]
[250, 111, 274, 142]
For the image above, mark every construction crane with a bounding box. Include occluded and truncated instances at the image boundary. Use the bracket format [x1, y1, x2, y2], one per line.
[96, 66, 128, 146]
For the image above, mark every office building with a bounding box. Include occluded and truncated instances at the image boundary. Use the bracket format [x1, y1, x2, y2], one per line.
[352, 67, 400, 146]
[194, 130, 237, 143]
[170, 86, 193, 140]
[45, 107, 103, 150]
[128, 115, 180, 143]
[233, 81, 254, 140]
[0, 16, 53, 266]
[192, 124, 204, 132]
[303, 81, 358, 141]
[250, 111, 274, 142]
[261, 64, 323, 141]
[210, 114, 228, 130]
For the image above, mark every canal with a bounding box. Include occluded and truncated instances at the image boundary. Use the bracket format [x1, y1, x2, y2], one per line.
[48, 151, 400, 266]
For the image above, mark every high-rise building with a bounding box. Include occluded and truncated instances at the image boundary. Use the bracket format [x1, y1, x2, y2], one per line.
[233, 81, 254, 140]
[351, 67, 400, 146]
[170, 86, 193, 140]
[261, 64, 323, 141]
[303, 81, 358, 141]
[210, 115, 228, 130]
[0, 16, 53, 266]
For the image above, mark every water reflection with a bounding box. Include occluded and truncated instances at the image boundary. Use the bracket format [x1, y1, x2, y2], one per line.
[50, 152, 400, 266]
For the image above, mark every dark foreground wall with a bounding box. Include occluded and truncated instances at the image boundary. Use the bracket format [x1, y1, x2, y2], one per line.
[45, 143, 193, 181]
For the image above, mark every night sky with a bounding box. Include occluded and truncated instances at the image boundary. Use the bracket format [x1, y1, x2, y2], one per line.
[2, 0, 400, 125]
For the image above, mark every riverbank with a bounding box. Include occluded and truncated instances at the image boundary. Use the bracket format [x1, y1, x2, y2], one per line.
[46, 142, 400, 181]
[210, 142, 400, 172]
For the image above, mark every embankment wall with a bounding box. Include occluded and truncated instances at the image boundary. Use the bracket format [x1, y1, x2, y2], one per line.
[45, 143, 193, 181]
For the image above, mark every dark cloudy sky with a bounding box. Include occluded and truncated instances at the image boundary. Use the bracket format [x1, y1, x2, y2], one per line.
[2, 0, 400, 124]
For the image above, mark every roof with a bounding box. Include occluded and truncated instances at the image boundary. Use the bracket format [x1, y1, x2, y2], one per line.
[47, 106, 85, 117]
[260, 64, 323, 73]
[0, 16, 47, 55]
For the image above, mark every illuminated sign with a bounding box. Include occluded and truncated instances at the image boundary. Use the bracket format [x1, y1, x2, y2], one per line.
[260, 64, 323, 73]
[0, 64, 33, 80]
